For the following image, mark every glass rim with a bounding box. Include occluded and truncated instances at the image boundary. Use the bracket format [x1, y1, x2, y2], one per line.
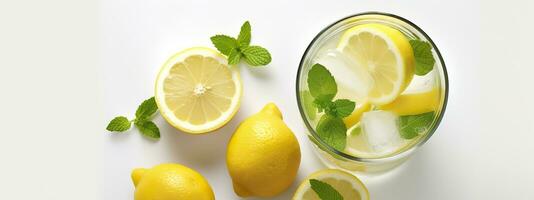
[295, 11, 449, 163]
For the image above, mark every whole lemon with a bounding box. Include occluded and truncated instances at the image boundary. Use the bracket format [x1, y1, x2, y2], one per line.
[132, 163, 214, 200]
[227, 103, 301, 197]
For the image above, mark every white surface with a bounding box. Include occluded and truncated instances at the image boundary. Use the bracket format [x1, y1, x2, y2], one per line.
[1, 0, 534, 199]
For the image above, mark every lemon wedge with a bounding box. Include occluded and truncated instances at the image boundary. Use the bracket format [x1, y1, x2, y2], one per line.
[338, 23, 415, 105]
[292, 169, 369, 200]
[155, 47, 242, 134]
[378, 87, 439, 116]
[343, 102, 372, 128]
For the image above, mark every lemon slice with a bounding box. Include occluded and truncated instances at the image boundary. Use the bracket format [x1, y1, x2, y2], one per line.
[292, 169, 369, 200]
[378, 86, 439, 116]
[343, 102, 372, 128]
[155, 47, 242, 134]
[338, 23, 415, 105]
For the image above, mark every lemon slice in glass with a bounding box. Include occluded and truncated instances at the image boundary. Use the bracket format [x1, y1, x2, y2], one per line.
[292, 169, 369, 200]
[378, 86, 439, 116]
[338, 23, 415, 105]
[155, 47, 242, 134]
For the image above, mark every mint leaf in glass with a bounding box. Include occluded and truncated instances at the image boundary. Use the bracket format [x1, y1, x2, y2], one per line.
[333, 99, 355, 118]
[316, 115, 347, 151]
[409, 39, 435, 76]
[310, 179, 344, 200]
[307, 63, 337, 102]
[398, 111, 435, 139]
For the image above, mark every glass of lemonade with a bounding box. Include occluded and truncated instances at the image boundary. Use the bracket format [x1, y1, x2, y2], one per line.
[296, 12, 448, 173]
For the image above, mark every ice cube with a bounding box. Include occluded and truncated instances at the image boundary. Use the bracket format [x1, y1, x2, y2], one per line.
[314, 49, 372, 102]
[404, 68, 438, 94]
[361, 110, 404, 156]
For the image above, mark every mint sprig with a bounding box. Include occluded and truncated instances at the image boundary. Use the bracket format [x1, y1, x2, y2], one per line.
[106, 97, 161, 139]
[210, 21, 271, 67]
[307, 63, 355, 150]
[410, 39, 435, 76]
[310, 179, 344, 200]
[399, 111, 435, 139]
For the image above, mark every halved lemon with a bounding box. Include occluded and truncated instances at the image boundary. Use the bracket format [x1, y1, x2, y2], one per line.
[155, 47, 242, 134]
[338, 23, 415, 105]
[292, 169, 369, 200]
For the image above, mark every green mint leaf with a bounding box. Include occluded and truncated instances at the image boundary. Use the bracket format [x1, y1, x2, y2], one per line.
[228, 49, 241, 65]
[241, 46, 271, 66]
[333, 99, 355, 118]
[135, 97, 158, 120]
[237, 21, 251, 48]
[307, 63, 337, 102]
[106, 116, 131, 132]
[135, 120, 161, 139]
[399, 111, 435, 139]
[410, 40, 435, 76]
[316, 115, 347, 151]
[310, 179, 344, 200]
[301, 90, 317, 120]
[210, 35, 238, 56]
[313, 98, 332, 113]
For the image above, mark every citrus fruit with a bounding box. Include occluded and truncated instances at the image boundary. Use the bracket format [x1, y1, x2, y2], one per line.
[155, 47, 242, 134]
[378, 86, 439, 116]
[343, 102, 372, 127]
[338, 23, 415, 105]
[227, 103, 301, 197]
[132, 163, 214, 200]
[292, 169, 369, 200]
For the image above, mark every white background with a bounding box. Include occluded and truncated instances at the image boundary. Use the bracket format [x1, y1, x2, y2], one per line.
[1, 0, 534, 199]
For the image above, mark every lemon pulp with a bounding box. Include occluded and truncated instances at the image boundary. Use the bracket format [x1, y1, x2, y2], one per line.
[155, 47, 242, 133]
[337, 23, 415, 105]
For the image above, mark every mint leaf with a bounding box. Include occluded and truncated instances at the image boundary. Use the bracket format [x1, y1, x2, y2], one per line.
[210, 35, 238, 56]
[410, 40, 435, 76]
[135, 120, 160, 139]
[241, 46, 271, 66]
[210, 21, 271, 68]
[313, 98, 333, 113]
[307, 63, 337, 102]
[301, 90, 317, 120]
[135, 97, 158, 120]
[106, 116, 131, 132]
[316, 115, 346, 151]
[228, 49, 241, 65]
[333, 99, 355, 118]
[399, 111, 434, 139]
[310, 179, 344, 200]
[237, 21, 251, 48]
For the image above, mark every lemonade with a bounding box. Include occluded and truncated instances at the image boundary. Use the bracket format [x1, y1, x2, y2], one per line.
[297, 13, 448, 172]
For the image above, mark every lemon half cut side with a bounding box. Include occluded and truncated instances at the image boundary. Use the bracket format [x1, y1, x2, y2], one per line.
[155, 47, 242, 134]
[338, 23, 415, 106]
[292, 169, 369, 200]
